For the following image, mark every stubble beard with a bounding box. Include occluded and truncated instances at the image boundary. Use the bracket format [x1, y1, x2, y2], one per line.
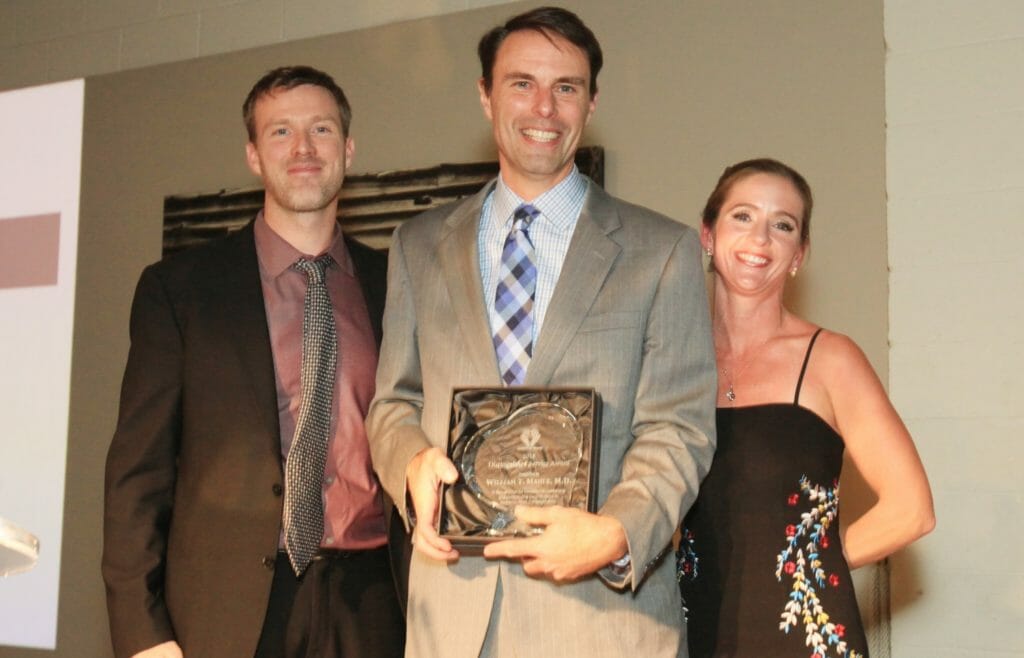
[267, 166, 344, 214]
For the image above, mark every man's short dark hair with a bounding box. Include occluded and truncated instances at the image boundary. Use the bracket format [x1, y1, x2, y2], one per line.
[478, 6, 603, 95]
[242, 65, 352, 141]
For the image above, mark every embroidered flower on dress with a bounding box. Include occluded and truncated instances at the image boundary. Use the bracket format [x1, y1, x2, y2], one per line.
[676, 528, 699, 581]
[675, 527, 700, 620]
[775, 476, 863, 658]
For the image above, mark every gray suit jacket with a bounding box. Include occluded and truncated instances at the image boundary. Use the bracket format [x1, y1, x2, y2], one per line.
[368, 179, 716, 658]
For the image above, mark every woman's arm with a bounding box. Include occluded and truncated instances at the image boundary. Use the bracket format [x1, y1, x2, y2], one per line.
[818, 331, 935, 569]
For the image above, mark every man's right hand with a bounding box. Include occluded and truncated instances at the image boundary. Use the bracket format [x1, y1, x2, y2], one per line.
[406, 446, 460, 562]
[132, 641, 183, 658]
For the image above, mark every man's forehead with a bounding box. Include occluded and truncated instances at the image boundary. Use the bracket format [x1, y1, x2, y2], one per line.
[497, 29, 588, 62]
[254, 86, 340, 118]
[494, 33, 590, 86]
[259, 83, 327, 103]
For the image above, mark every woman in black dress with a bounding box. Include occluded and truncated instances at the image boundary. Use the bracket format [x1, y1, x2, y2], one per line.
[679, 159, 934, 657]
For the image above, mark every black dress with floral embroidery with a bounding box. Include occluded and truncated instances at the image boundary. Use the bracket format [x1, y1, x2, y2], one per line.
[678, 330, 868, 658]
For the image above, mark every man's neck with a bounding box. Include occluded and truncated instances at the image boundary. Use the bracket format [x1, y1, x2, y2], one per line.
[500, 165, 575, 202]
[263, 204, 339, 256]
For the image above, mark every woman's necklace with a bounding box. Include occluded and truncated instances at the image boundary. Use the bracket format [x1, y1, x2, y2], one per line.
[719, 334, 774, 403]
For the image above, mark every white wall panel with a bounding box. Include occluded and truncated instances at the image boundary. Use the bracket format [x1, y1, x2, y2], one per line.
[885, 2, 1024, 653]
[0, 78, 83, 650]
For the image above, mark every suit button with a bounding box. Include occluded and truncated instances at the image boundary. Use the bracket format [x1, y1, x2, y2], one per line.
[261, 555, 275, 570]
[272, 483, 283, 496]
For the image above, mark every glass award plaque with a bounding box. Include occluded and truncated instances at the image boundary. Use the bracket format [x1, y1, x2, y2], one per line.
[440, 388, 600, 550]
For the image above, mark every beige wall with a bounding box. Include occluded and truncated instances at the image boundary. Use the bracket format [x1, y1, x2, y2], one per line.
[0, 2, 891, 656]
[885, 1, 1024, 655]
[0, 0, 517, 92]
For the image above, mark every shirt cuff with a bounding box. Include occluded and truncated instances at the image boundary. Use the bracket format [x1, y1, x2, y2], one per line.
[610, 552, 631, 574]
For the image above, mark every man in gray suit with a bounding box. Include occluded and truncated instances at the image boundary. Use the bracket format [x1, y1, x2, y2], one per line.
[368, 7, 716, 657]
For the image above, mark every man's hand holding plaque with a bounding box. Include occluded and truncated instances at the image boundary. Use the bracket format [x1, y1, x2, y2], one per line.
[405, 446, 459, 562]
[483, 505, 627, 582]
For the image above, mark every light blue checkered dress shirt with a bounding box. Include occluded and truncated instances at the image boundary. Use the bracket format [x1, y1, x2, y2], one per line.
[478, 167, 588, 352]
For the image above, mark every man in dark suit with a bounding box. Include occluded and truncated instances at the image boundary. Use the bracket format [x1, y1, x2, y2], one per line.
[102, 66, 404, 658]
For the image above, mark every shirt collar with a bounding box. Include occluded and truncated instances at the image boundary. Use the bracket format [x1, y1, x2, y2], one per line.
[490, 165, 586, 233]
[253, 211, 353, 279]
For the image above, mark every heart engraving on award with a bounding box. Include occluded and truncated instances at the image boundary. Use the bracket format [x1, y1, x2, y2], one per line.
[452, 402, 583, 536]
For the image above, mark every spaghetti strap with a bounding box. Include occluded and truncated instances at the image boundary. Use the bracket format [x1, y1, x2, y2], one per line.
[794, 328, 824, 404]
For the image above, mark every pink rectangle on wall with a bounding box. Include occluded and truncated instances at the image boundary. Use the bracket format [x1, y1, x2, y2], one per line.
[0, 213, 61, 289]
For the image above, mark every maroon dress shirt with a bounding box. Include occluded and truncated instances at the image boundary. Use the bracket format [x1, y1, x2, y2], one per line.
[254, 214, 387, 550]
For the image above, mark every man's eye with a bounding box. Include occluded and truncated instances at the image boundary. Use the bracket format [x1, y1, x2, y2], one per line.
[775, 222, 795, 232]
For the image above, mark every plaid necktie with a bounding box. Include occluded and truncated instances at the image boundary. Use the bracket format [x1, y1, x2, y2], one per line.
[493, 204, 539, 386]
[283, 255, 336, 575]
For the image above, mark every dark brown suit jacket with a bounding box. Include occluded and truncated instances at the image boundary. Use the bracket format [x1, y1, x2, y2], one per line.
[102, 221, 397, 658]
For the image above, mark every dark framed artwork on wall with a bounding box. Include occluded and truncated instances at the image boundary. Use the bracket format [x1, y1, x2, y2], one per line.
[162, 146, 604, 256]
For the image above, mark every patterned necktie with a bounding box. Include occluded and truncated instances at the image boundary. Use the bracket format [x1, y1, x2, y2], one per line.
[283, 255, 337, 576]
[493, 203, 539, 386]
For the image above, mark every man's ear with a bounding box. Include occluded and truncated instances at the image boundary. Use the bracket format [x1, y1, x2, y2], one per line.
[344, 136, 355, 170]
[245, 141, 262, 177]
[478, 78, 494, 122]
[584, 91, 598, 126]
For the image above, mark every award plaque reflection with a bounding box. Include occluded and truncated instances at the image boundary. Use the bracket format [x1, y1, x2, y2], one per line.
[440, 388, 600, 551]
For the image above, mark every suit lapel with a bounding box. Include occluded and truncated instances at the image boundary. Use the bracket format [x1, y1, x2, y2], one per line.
[345, 235, 387, 347]
[438, 186, 502, 383]
[526, 182, 622, 386]
[215, 224, 282, 458]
